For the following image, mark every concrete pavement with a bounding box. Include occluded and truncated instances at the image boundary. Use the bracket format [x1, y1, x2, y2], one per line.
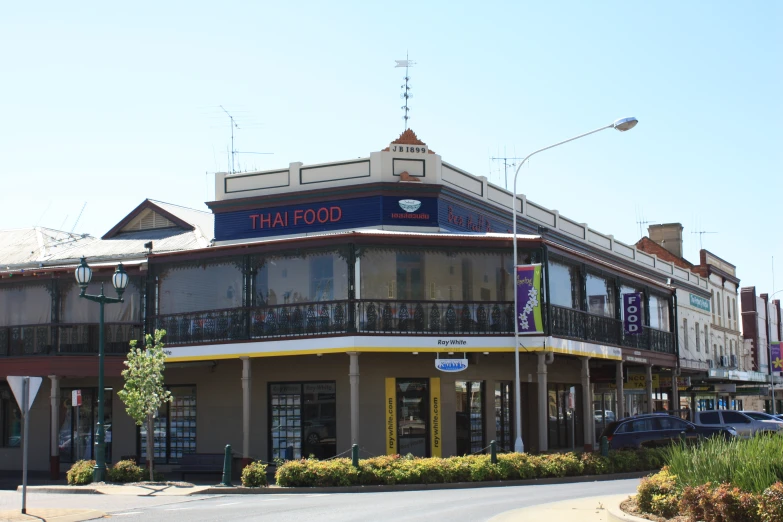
[0, 507, 105, 522]
[489, 494, 633, 522]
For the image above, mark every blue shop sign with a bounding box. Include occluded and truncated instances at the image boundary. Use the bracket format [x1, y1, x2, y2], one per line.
[215, 196, 439, 241]
[689, 294, 710, 312]
[438, 200, 511, 234]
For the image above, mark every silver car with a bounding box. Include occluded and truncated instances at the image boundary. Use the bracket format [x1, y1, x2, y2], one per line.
[693, 410, 783, 438]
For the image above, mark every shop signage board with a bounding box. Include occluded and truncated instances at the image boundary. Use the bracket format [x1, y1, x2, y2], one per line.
[689, 294, 711, 312]
[430, 377, 441, 457]
[515, 264, 544, 334]
[435, 359, 468, 372]
[438, 201, 511, 234]
[659, 376, 691, 390]
[71, 389, 82, 407]
[385, 378, 397, 455]
[623, 293, 643, 335]
[624, 374, 660, 390]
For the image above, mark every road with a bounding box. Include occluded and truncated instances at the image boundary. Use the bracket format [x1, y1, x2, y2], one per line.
[0, 478, 639, 521]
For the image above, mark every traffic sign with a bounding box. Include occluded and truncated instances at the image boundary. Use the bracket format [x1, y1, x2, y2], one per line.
[72, 389, 82, 407]
[7, 376, 42, 414]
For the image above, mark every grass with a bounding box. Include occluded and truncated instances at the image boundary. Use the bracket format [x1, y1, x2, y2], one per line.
[663, 433, 783, 494]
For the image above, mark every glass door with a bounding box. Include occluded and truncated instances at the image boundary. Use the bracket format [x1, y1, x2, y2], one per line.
[456, 381, 485, 455]
[397, 378, 429, 457]
[270, 383, 302, 460]
[494, 381, 513, 452]
[396, 254, 423, 300]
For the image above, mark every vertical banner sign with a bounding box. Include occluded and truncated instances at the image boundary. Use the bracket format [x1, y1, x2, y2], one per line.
[385, 378, 397, 455]
[771, 343, 782, 374]
[623, 292, 644, 335]
[430, 377, 441, 457]
[515, 264, 544, 334]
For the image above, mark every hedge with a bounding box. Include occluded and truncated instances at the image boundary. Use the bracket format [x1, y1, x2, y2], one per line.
[273, 448, 665, 487]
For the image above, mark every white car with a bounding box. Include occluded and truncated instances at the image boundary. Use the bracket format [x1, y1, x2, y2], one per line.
[694, 410, 783, 439]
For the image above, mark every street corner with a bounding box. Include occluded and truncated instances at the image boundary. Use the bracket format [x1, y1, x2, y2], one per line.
[487, 494, 630, 522]
[0, 508, 105, 522]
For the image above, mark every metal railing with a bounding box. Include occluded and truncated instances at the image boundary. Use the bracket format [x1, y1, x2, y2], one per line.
[0, 323, 142, 356]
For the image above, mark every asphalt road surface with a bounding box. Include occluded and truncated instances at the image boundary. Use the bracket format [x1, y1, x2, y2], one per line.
[0, 478, 639, 521]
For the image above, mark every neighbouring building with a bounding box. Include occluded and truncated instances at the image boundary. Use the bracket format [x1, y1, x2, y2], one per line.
[2, 130, 688, 478]
[740, 286, 783, 413]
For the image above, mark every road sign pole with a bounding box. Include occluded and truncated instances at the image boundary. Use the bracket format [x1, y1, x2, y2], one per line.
[21, 377, 29, 515]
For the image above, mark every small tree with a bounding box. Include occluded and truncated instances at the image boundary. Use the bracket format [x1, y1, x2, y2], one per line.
[118, 329, 171, 481]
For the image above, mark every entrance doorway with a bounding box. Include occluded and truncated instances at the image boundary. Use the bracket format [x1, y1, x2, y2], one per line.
[547, 383, 583, 450]
[396, 254, 423, 300]
[455, 381, 485, 455]
[494, 381, 513, 452]
[397, 378, 429, 457]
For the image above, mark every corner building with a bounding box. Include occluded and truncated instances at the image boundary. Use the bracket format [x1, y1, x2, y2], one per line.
[1, 131, 681, 476]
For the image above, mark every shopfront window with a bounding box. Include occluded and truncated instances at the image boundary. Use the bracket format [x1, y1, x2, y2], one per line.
[586, 273, 615, 317]
[269, 382, 336, 461]
[140, 386, 197, 464]
[456, 381, 484, 455]
[494, 382, 513, 452]
[256, 252, 348, 305]
[649, 294, 670, 331]
[58, 388, 113, 463]
[397, 378, 429, 457]
[1, 385, 21, 447]
[547, 383, 582, 449]
[159, 262, 242, 314]
[547, 260, 581, 309]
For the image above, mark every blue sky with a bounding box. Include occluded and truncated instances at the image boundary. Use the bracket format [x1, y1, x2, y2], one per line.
[2, 1, 781, 294]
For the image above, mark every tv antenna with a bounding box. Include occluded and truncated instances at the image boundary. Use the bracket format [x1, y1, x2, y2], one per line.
[634, 206, 655, 238]
[71, 202, 87, 233]
[691, 229, 717, 250]
[395, 53, 415, 130]
[491, 148, 523, 189]
[220, 105, 272, 174]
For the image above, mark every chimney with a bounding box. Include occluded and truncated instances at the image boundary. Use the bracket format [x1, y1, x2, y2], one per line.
[648, 223, 684, 258]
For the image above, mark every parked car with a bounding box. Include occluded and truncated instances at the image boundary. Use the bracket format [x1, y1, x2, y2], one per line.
[594, 410, 616, 423]
[599, 414, 736, 449]
[742, 411, 783, 425]
[693, 410, 783, 438]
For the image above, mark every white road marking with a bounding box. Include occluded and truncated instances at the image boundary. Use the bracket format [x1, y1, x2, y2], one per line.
[165, 507, 194, 511]
[261, 498, 284, 501]
[217, 502, 242, 506]
[305, 494, 328, 497]
[113, 512, 143, 516]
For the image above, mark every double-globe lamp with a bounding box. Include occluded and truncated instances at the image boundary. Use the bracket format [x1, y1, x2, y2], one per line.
[74, 257, 129, 482]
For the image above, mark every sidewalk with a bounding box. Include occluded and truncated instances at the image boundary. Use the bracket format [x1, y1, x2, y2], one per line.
[0, 507, 105, 522]
[488, 494, 631, 522]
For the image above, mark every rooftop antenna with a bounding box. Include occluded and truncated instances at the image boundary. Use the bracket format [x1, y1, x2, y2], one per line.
[691, 229, 717, 251]
[635, 206, 655, 238]
[395, 53, 415, 131]
[491, 147, 523, 190]
[220, 106, 273, 174]
[71, 202, 87, 233]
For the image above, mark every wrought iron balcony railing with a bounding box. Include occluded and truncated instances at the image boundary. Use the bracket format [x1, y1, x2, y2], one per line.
[0, 323, 142, 356]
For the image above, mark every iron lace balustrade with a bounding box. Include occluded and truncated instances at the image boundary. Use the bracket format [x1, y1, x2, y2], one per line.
[548, 304, 674, 354]
[0, 324, 54, 356]
[155, 308, 249, 345]
[57, 323, 142, 355]
[357, 300, 514, 334]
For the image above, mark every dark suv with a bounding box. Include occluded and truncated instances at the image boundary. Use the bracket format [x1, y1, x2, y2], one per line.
[600, 414, 737, 449]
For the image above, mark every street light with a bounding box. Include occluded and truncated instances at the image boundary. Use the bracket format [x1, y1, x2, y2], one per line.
[510, 117, 638, 453]
[74, 257, 129, 482]
[765, 289, 783, 415]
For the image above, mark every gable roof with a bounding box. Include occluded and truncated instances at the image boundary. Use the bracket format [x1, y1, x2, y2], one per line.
[635, 236, 695, 270]
[102, 199, 213, 241]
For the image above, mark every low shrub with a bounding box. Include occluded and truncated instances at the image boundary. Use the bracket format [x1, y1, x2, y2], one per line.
[275, 448, 662, 488]
[241, 461, 269, 488]
[67, 460, 98, 485]
[711, 483, 761, 522]
[107, 460, 143, 483]
[679, 483, 711, 521]
[758, 482, 783, 522]
[637, 468, 678, 515]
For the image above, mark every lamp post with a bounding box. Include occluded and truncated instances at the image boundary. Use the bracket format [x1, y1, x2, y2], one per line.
[74, 257, 129, 482]
[510, 117, 638, 453]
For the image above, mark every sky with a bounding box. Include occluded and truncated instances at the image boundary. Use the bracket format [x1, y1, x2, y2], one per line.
[2, 1, 781, 294]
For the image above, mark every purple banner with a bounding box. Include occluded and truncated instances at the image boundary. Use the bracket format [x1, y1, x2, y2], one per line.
[771, 343, 782, 374]
[623, 292, 643, 335]
[515, 265, 543, 334]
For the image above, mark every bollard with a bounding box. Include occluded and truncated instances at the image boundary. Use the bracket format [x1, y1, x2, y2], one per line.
[222, 444, 233, 487]
[352, 444, 359, 468]
[600, 436, 609, 457]
[679, 431, 686, 446]
[490, 440, 497, 464]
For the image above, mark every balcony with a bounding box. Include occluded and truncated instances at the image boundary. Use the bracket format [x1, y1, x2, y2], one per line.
[549, 304, 674, 354]
[0, 323, 142, 356]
